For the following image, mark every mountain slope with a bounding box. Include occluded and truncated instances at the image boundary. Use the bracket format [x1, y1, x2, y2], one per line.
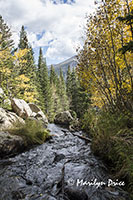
[48, 56, 77, 78]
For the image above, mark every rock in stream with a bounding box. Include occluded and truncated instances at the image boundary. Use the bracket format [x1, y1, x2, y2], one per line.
[0, 124, 130, 200]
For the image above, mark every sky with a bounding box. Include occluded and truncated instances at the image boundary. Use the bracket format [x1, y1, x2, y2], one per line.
[0, 0, 95, 65]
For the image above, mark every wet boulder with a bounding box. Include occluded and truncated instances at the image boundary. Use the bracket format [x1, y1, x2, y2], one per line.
[53, 153, 65, 163]
[64, 187, 88, 200]
[35, 111, 48, 125]
[28, 103, 41, 113]
[0, 108, 24, 131]
[29, 103, 48, 125]
[11, 98, 32, 119]
[11, 98, 48, 126]
[0, 131, 25, 158]
[54, 111, 74, 126]
[0, 108, 25, 158]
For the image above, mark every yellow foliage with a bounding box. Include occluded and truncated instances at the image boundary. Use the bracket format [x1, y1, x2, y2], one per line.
[77, 0, 133, 111]
[15, 74, 30, 82]
[24, 90, 38, 103]
[0, 47, 38, 103]
[14, 49, 28, 60]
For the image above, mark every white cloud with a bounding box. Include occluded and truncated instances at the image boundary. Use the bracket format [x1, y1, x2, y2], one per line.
[46, 37, 75, 61]
[0, 0, 95, 64]
[34, 31, 54, 47]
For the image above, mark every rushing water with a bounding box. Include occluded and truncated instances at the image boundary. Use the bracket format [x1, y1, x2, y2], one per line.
[0, 124, 130, 200]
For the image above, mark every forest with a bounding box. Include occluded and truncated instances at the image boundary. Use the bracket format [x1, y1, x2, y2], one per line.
[0, 0, 133, 198]
[0, 21, 89, 122]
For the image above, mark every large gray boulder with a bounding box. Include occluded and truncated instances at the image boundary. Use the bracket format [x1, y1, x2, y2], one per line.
[0, 131, 25, 158]
[11, 98, 32, 119]
[11, 98, 48, 126]
[54, 111, 73, 126]
[28, 103, 41, 113]
[64, 187, 88, 200]
[0, 108, 25, 158]
[0, 108, 24, 131]
[28, 103, 48, 125]
[35, 111, 48, 125]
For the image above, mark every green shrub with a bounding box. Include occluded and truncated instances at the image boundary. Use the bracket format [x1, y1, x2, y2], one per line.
[81, 108, 96, 134]
[82, 108, 133, 194]
[8, 119, 50, 145]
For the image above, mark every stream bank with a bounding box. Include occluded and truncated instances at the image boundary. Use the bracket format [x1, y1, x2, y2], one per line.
[0, 124, 130, 200]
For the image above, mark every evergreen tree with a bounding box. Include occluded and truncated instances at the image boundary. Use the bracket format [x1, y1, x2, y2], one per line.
[0, 15, 14, 98]
[38, 47, 43, 71]
[18, 25, 28, 49]
[27, 45, 36, 78]
[0, 15, 14, 51]
[37, 48, 52, 115]
[36, 48, 44, 108]
[68, 68, 90, 117]
[50, 65, 58, 85]
[49, 65, 62, 119]
[70, 68, 79, 113]
[59, 68, 69, 111]
[50, 83, 61, 119]
[18, 26, 36, 79]
[66, 65, 72, 98]
[76, 85, 91, 117]
[0, 17, 38, 104]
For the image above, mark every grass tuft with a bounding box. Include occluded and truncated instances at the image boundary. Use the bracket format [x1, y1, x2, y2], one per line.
[8, 119, 50, 145]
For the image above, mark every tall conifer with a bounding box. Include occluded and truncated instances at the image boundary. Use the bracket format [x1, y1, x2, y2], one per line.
[0, 15, 14, 50]
[59, 68, 69, 111]
[18, 26, 36, 79]
[66, 65, 72, 98]
[37, 48, 52, 115]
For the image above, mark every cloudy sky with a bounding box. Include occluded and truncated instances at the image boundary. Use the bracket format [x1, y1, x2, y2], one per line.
[0, 0, 95, 65]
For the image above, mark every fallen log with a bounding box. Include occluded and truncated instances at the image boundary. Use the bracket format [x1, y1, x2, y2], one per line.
[71, 133, 92, 142]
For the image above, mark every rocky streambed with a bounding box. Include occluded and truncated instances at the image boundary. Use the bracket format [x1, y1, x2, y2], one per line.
[0, 124, 130, 200]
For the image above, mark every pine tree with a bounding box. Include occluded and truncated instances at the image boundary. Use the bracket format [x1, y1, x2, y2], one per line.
[0, 17, 38, 103]
[49, 65, 61, 119]
[59, 68, 69, 111]
[36, 48, 44, 108]
[50, 65, 58, 85]
[70, 68, 79, 113]
[18, 25, 28, 49]
[37, 48, 52, 115]
[66, 65, 72, 98]
[76, 85, 91, 118]
[50, 83, 61, 119]
[68, 68, 90, 117]
[18, 26, 36, 79]
[0, 15, 14, 51]
[0, 15, 14, 98]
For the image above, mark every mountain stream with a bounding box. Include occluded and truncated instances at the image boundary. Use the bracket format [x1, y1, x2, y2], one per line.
[0, 124, 130, 200]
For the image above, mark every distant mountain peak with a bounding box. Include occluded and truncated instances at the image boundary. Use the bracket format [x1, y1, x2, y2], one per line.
[54, 55, 77, 67]
[48, 56, 77, 79]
